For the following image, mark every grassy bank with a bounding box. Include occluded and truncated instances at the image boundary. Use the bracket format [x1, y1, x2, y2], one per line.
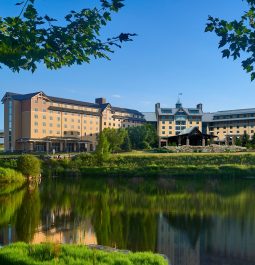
[41, 152, 255, 178]
[0, 243, 168, 265]
[0, 167, 25, 183]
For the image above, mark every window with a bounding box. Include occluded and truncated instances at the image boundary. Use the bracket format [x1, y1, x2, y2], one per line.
[34, 99, 38, 103]
[90, 133, 93, 136]
[64, 125, 67, 128]
[84, 126, 87, 129]
[49, 130, 53, 134]
[169, 126, 172, 129]
[34, 122, 38, 126]
[57, 124, 60, 128]
[196, 122, 199, 125]
[78, 119, 80, 123]
[34, 129, 38, 133]
[42, 129, 46, 134]
[34, 114, 38, 119]
[71, 119, 74, 122]
[162, 131, 165, 134]
[43, 122, 46, 126]
[43, 115, 46, 119]
[56, 131, 60, 135]
[43, 100, 46, 104]
[50, 116, 53, 120]
[162, 126, 165, 129]
[90, 121, 93, 124]
[84, 120, 87, 123]
[57, 117, 61, 121]
[162, 121, 165, 124]
[49, 123, 53, 127]
[34, 108, 38, 112]
[42, 109, 46, 112]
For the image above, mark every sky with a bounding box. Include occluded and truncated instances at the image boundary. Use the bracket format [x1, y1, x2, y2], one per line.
[1, 0, 254, 128]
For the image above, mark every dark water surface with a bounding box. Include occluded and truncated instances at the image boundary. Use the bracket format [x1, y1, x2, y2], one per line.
[0, 177, 255, 265]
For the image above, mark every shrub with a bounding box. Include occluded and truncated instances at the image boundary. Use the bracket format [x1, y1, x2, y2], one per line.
[0, 167, 24, 183]
[17, 155, 41, 177]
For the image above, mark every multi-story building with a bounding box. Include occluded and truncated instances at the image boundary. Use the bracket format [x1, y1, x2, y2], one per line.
[1, 91, 145, 152]
[203, 109, 255, 145]
[155, 100, 203, 146]
[152, 99, 255, 146]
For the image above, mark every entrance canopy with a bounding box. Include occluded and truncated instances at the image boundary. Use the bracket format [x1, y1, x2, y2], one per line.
[168, 127, 216, 146]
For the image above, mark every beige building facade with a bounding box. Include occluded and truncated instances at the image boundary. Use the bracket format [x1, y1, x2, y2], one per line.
[2, 91, 145, 152]
[155, 100, 203, 146]
[153, 100, 255, 147]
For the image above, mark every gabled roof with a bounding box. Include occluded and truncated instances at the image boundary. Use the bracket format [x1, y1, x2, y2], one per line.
[2, 91, 45, 103]
[158, 107, 203, 116]
[178, 126, 200, 136]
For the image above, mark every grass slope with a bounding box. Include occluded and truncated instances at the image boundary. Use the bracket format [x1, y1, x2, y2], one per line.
[0, 243, 168, 265]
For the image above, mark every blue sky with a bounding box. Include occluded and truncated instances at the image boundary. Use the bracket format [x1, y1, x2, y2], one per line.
[0, 0, 254, 128]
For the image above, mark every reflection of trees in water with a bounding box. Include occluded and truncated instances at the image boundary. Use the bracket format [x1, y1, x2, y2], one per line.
[15, 188, 41, 242]
[0, 187, 26, 227]
[92, 191, 157, 252]
[165, 214, 213, 248]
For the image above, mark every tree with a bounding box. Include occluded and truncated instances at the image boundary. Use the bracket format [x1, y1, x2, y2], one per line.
[235, 137, 242, 146]
[241, 131, 250, 147]
[17, 154, 41, 177]
[127, 124, 158, 150]
[251, 133, 255, 145]
[121, 134, 132, 152]
[96, 131, 110, 163]
[103, 128, 126, 153]
[205, 0, 255, 81]
[0, 0, 136, 72]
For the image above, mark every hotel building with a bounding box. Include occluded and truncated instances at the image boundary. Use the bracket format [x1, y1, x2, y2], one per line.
[2, 91, 145, 152]
[146, 100, 255, 147]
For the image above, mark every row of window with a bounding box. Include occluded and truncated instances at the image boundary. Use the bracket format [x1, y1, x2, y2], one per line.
[34, 129, 98, 136]
[211, 125, 255, 130]
[34, 115, 99, 124]
[161, 121, 200, 125]
[34, 122, 99, 131]
[214, 113, 255, 120]
[215, 130, 254, 135]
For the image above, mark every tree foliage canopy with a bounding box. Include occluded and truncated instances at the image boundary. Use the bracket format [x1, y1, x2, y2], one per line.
[205, 0, 255, 81]
[0, 0, 136, 72]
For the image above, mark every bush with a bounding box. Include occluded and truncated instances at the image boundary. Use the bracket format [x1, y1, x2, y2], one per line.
[0, 167, 25, 183]
[17, 155, 41, 177]
[0, 243, 168, 265]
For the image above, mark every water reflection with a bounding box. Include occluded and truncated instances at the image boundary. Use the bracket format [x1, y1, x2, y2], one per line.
[0, 177, 255, 265]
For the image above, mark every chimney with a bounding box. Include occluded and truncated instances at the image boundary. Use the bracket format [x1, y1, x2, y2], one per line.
[95, 97, 106, 105]
[197, 103, 203, 111]
[155, 103, 160, 112]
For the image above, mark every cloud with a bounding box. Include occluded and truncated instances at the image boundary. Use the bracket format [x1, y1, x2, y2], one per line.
[111, 94, 122, 99]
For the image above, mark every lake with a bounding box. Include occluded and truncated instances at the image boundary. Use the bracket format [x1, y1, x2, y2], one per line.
[0, 177, 255, 265]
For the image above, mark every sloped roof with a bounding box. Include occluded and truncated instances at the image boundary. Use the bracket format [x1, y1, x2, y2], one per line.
[2, 91, 143, 116]
[214, 108, 255, 116]
[202, 113, 214, 122]
[178, 126, 199, 136]
[142, 112, 157, 122]
[111, 106, 144, 116]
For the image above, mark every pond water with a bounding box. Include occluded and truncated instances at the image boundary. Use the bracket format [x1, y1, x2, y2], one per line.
[0, 177, 255, 265]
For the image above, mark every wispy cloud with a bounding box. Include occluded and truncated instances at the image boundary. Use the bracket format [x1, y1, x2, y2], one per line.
[111, 94, 122, 99]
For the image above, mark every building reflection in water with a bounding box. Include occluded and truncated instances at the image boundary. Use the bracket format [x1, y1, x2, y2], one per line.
[157, 213, 255, 265]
